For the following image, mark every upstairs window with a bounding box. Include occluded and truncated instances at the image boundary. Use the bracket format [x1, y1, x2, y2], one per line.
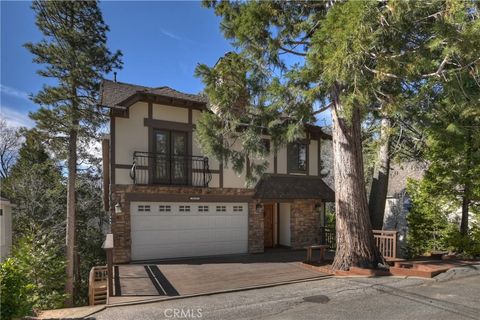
[288, 142, 307, 172]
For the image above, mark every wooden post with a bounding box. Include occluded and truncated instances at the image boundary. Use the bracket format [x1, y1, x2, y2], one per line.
[102, 137, 110, 212]
[102, 234, 114, 300]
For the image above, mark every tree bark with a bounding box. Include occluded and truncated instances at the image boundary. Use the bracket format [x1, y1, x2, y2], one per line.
[460, 190, 469, 235]
[368, 116, 391, 230]
[331, 84, 383, 271]
[65, 126, 77, 307]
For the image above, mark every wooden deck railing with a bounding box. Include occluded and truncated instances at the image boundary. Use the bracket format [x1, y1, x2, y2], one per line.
[88, 266, 108, 305]
[88, 234, 114, 305]
[373, 230, 397, 260]
[319, 227, 398, 260]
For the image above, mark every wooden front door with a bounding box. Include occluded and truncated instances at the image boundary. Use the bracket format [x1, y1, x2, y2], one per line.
[264, 204, 274, 248]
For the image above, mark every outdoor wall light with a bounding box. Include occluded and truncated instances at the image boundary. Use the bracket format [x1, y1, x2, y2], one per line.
[114, 202, 122, 214]
[256, 203, 264, 213]
[315, 203, 322, 213]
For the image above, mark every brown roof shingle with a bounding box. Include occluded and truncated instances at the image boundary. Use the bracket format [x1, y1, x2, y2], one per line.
[99, 79, 206, 108]
[254, 174, 335, 202]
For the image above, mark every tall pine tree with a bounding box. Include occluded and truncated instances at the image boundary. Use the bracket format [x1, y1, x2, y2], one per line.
[25, 0, 122, 305]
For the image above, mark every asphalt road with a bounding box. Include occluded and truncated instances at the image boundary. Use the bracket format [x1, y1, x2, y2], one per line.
[93, 265, 480, 320]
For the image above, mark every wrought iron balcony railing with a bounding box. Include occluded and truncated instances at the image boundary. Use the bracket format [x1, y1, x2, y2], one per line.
[130, 151, 212, 187]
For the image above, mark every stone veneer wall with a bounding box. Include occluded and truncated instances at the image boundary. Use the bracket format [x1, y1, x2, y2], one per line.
[248, 202, 264, 253]
[110, 184, 258, 263]
[289, 199, 322, 249]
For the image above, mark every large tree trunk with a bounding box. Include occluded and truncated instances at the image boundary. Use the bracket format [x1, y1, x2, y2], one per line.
[65, 127, 77, 307]
[331, 85, 383, 271]
[368, 116, 391, 230]
[460, 187, 469, 235]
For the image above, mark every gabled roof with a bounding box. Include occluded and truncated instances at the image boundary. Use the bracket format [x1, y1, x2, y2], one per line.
[99, 79, 331, 138]
[254, 174, 335, 202]
[99, 79, 206, 109]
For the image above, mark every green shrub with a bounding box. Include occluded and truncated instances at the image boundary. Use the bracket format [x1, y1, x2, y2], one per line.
[0, 230, 67, 318]
[405, 179, 450, 257]
[406, 178, 480, 258]
[13, 232, 67, 311]
[0, 258, 34, 320]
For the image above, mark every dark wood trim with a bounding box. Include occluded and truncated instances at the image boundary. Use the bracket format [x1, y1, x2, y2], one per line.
[188, 131, 193, 186]
[125, 192, 253, 203]
[193, 168, 220, 174]
[188, 107, 192, 124]
[306, 140, 310, 176]
[148, 102, 153, 119]
[110, 117, 116, 185]
[246, 156, 251, 177]
[219, 162, 224, 188]
[102, 138, 110, 211]
[119, 93, 206, 111]
[274, 152, 278, 174]
[144, 118, 195, 131]
[317, 138, 321, 176]
[276, 203, 280, 246]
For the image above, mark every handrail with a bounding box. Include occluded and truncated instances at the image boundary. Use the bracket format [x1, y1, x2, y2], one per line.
[319, 227, 398, 259]
[131, 151, 212, 187]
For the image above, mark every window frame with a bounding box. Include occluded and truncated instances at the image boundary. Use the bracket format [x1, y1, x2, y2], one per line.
[287, 141, 308, 173]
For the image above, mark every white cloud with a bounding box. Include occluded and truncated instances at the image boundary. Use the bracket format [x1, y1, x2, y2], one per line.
[0, 84, 30, 101]
[0, 105, 35, 128]
[160, 28, 184, 41]
[159, 28, 197, 45]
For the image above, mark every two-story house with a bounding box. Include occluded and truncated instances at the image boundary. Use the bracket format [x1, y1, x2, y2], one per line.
[100, 79, 334, 263]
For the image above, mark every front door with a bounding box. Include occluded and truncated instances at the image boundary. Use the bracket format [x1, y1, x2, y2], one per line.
[153, 130, 188, 185]
[264, 204, 274, 248]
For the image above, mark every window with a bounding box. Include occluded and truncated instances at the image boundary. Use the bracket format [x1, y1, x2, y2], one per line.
[138, 205, 151, 212]
[233, 205, 243, 212]
[179, 205, 190, 212]
[216, 205, 226, 212]
[198, 205, 209, 212]
[287, 142, 307, 172]
[261, 139, 271, 153]
[159, 205, 171, 212]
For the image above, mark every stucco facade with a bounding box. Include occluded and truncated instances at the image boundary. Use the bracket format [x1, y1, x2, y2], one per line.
[0, 197, 13, 261]
[100, 80, 334, 263]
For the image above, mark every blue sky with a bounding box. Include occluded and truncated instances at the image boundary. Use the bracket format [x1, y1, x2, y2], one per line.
[1, 1, 330, 128]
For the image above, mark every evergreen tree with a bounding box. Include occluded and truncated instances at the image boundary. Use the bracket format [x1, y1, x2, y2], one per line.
[25, 0, 122, 305]
[198, 0, 480, 270]
[2, 131, 66, 241]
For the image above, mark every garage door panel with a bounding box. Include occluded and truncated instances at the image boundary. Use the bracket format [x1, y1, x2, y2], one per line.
[131, 202, 248, 260]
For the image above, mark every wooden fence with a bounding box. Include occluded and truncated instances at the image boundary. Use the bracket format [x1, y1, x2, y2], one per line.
[319, 227, 398, 260]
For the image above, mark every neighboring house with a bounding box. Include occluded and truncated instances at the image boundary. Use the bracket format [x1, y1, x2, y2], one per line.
[383, 162, 425, 255]
[99, 80, 334, 263]
[0, 197, 13, 261]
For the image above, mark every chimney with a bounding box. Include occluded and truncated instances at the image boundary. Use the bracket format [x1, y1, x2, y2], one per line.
[113, 72, 117, 82]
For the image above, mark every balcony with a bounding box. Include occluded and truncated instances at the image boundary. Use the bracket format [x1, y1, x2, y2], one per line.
[130, 151, 212, 187]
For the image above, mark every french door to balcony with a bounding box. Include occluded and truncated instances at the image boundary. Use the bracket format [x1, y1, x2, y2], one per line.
[153, 130, 188, 185]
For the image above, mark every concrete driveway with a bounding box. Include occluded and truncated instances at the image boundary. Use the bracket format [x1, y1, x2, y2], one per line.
[110, 249, 330, 304]
[95, 265, 480, 320]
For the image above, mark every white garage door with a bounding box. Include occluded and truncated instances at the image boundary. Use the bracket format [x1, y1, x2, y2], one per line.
[131, 202, 248, 261]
